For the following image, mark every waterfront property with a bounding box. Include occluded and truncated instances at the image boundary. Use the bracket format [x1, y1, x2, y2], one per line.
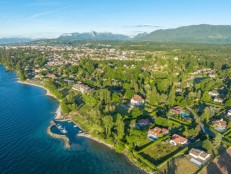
[189, 148, 210, 166]
[130, 95, 145, 106]
[169, 134, 188, 146]
[72, 82, 92, 93]
[147, 127, 169, 140]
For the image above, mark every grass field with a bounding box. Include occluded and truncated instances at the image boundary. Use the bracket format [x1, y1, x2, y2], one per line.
[158, 155, 199, 174]
[140, 141, 181, 165]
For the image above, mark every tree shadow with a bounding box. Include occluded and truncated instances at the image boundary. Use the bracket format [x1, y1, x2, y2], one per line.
[163, 157, 177, 174]
[206, 162, 223, 174]
[216, 148, 231, 174]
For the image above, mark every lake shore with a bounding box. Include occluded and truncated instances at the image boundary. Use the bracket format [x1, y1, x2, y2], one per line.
[78, 133, 114, 149]
[17, 80, 62, 120]
[17, 79, 149, 173]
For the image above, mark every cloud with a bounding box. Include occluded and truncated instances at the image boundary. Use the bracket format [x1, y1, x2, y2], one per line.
[27, 5, 75, 20]
[28, 10, 59, 20]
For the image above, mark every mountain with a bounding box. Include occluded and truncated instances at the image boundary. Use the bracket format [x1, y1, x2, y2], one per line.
[0, 38, 35, 45]
[58, 31, 130, 40]
[136, 24, 231, 43]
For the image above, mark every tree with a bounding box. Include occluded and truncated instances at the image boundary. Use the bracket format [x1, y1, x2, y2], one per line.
[82, 94, 97, 107]
[102, 115, 114, 138]
[168, 86, 176, 106]
[112, 93, 121, 103]
[201, 107, 211, 123]
[155, 117, 168, 127]
[202, 139, 213, 153]
[115, 114, 125, 140]
[225, 98, 231, 107]
[213, 133, 222, 149]
[126, 129, 146, 147]
[131, 107, 143, 118]
[202, 92, 212, 102]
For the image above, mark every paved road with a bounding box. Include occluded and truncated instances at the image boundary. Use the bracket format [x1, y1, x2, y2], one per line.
[186, 106, 215, 137]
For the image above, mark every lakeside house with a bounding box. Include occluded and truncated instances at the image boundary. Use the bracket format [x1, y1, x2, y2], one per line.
[130, 95, 145, 106]
[169, 134, 188, 146]
[189, 148, 211, 166]
[72, 82, 92, 93]
[170, 106, 183, 115]
[212, 119, 227, 132]
[209, 91, 219, 97]
[148, 127, 169, 140]
[131, 119, 151, 129]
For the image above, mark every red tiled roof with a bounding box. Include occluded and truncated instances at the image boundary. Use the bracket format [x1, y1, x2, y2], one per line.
[171, 134, 187, 144]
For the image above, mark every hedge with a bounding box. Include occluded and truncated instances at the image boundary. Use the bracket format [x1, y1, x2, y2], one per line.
[133, 151, 157, 170]
[137, 135, 170, 153]
[156, 146, 188, 168]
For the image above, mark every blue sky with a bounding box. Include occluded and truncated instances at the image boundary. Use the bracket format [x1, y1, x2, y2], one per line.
[0, 0, 231, 38]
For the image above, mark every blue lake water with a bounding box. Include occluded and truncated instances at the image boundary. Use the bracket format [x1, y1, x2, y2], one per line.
[0, 65, 144, 174]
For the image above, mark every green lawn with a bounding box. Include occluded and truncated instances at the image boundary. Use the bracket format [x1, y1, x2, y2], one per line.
[158, 155, 199, 174]
[140, 141, 182, 165]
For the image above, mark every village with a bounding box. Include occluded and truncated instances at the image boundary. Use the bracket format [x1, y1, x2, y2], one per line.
[0, 42, 231, 173]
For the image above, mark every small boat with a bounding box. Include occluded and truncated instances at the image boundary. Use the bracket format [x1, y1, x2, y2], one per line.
[60, 127, 68, 134]
[78, 130, 83, 133]
[73, 125, 78, 128]
[68, 120, 72, 123]
[56, 124, 62, 129]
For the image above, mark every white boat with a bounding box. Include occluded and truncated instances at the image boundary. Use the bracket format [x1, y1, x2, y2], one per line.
[60, 127, 68, 134]
[73, 125, 78, 128]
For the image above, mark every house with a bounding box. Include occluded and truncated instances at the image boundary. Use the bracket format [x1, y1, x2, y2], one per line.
[130, 95, 145, 106]
[47, 73, 56, 79]
[148, 127, 169, 139]
[135, 119, 151, 129]
[72, 82, 91, 93]
[169, 134, 188, 146]
[176, 88, 183, 93]
[189, 148, 210, 166]
[214, 97, 224, 103]
[227, 109, 231, 116]
[208, 91, 219, 97]
[170, 106, 183, 115]
[212, 119, 227, 132]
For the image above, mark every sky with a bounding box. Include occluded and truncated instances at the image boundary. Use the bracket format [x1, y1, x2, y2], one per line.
[0, 0, 231, 38]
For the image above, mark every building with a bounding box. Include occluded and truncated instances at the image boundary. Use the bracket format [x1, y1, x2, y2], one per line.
[72, 82, 92, 93]
[208, 91, 219, 97]
[130, 95, 145, 106]
[170, 106, 183, 115]
[212, 119, 227, 132]
[214, 97, 224, 103]
[169, 134, 188, 146]
[227, 109, 231, 116]
[189, 148, 210, 166]
[148, 127, 169, 139]
[135, 119, 151, 129]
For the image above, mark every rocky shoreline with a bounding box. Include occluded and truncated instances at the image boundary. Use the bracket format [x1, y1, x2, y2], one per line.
[47, 121, 70, 149]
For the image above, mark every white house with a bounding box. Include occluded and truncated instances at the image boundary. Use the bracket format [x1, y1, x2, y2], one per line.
[214, 97, 224, 103]
[169, 134, 188, 146]
[208, 91, 219, 97]
[189, 148, 210, 166]
[130, 95, 145, 106]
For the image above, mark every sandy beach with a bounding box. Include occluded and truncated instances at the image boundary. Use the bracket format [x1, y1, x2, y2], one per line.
[17, 80, 58, 99]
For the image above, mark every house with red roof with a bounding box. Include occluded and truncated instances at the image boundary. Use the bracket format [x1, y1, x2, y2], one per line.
[148, 127, 169, 139]
[130, 95, 145, 106]
[169, 134, 188, 146]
